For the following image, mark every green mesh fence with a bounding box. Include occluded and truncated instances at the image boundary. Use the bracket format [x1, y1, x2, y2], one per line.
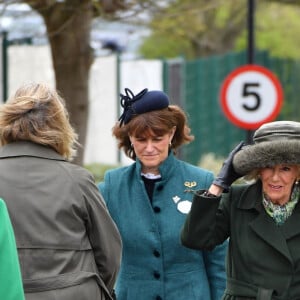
[164, 51, 300, 165]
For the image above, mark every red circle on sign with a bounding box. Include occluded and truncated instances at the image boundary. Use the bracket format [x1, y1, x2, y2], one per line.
[220, 64, 283, 130]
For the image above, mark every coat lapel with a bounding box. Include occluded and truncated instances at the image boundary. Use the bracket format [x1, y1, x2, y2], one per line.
[249, 213, 293, 263]
[279, 201, 300, 240]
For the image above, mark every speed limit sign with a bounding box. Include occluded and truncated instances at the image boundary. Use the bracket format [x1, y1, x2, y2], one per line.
[220, 64, 283, 130]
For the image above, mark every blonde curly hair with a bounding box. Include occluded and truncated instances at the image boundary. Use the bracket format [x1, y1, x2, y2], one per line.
[0, 82, 78, 160]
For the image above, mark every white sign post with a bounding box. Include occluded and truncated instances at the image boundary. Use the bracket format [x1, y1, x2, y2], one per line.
[220, 64, 283, 130]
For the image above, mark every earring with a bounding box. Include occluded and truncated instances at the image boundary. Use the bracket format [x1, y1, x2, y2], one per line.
[296, 180, 299, 185]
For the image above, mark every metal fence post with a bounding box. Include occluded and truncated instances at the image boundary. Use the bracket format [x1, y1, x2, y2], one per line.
[1, 31, 8, 102]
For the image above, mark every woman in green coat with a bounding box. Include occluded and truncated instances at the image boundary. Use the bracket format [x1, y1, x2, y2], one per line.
[181, 121, 300, 300]
[0, 198, 25, 300]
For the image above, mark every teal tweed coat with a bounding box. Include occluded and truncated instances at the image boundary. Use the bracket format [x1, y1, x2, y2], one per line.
[181, 181, 300, 300]
[99, 153, 227, 300]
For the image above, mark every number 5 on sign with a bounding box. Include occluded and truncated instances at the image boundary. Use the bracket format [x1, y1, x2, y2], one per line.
[220, 65, 283, 130]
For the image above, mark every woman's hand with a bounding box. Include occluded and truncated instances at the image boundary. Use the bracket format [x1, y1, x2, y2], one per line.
[207, 184, 224, 197]
[212, 141, 245, 191]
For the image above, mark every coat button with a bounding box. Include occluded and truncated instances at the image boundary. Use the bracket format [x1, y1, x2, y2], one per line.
[153, 206, 161, 213]
[153, 271, 160, 279]
[156, 296, 162, 300]
[153, 250, 160, 257]
[157, 185, 163, 191]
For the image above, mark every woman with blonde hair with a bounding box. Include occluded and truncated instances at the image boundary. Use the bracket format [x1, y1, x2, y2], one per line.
[0, 82, 122, 300]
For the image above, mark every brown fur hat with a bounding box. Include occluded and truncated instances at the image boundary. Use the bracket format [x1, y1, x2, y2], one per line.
[233, 121, 300, 175]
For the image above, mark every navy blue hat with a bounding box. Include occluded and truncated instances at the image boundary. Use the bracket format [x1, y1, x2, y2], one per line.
[118, 88, 169, 126]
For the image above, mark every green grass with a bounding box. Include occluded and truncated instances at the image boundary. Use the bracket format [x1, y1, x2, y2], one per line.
[84, 163, 119, 184]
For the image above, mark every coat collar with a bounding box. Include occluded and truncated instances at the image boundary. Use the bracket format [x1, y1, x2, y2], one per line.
[135, 151, 176, 181]
[0, 141, 66, 161]
[234, 181, 300, 263]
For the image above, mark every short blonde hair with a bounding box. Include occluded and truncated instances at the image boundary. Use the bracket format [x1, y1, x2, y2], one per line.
[0, 83, 78, 160]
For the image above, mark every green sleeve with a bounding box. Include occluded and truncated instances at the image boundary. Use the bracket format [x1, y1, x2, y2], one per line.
[0, 198, 25, 300]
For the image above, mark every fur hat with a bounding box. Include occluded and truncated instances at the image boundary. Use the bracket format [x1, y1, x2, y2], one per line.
[233, 121, 300, 175]
[118, 88, 169, 126]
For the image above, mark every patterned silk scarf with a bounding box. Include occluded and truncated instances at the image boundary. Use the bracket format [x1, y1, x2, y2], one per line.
[262, 184, 300, 226]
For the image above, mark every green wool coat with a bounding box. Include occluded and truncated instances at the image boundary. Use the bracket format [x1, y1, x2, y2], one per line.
[0, 198, 25, 300]
[99, 153, 227, 300]
[181, 181, 300, 300]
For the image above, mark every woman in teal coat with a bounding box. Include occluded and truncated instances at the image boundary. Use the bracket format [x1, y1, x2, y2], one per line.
[99, 88, 227, 300]
[181, 121, 300, 299]
[0, 198, 25, 300]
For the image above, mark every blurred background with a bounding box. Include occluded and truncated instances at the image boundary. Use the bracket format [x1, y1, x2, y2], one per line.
[1, 0, 299, 180]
